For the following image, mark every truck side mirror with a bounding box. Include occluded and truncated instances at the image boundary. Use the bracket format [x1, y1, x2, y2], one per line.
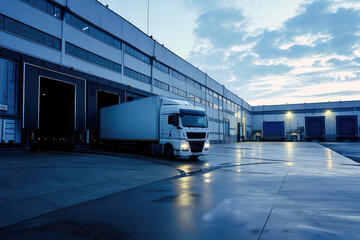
[172, 113, 179, 127]
[168, 114, 178, 126]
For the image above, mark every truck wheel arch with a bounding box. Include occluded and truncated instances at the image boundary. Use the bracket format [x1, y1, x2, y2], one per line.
[164, 143, 175, 159]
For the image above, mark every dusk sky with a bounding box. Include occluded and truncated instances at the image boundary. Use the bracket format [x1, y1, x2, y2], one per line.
[99, 0, 360, 106]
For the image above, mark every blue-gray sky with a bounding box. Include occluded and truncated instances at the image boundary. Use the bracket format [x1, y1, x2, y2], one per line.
[99, 0, 360, 105]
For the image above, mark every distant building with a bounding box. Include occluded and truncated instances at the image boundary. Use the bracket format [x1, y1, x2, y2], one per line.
[252, 101, 360, 142]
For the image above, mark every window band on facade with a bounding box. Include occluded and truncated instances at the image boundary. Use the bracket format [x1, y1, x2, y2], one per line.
[0, 14, 61, 50]
[22, 0, 62, 20]
[154, 60, 169, 74]
[65, 13, 122, 50]
[124, 67, 151, 84]
[188, 93, 200, 103]
[65, 42, 121, 73]
[187, 78, 201, 89]
[124, 43, 151, 65]
[153, 79, 169, 91]
[171, 69, 187, 82]
[171, 86, 187, 98]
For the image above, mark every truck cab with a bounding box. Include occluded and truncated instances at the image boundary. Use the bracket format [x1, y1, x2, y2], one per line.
[160, 98, 210, 158]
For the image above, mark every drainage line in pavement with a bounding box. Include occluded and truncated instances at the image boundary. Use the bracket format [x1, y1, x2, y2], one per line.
[258, 172, 288, 240]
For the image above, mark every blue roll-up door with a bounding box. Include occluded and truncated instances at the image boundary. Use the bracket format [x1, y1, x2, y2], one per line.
[336, 115, 358, 140]
[263, 121, 285, 141]
[305, 116, 325, 141]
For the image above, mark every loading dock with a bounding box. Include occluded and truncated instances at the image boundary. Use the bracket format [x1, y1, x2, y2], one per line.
[97, 91, 120, 110]
[23, 64, 86, 149]
[336, 115, 358, 141]
[38, 77, 75, 148]
[263, 121, 285, 141]
[305, 116, 325, 141]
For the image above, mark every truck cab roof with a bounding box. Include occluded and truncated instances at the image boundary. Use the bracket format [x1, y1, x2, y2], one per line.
[161, 98, 193, 106]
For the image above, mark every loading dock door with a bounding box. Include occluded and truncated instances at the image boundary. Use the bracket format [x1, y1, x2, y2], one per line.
[305, 116, 325, 141]
[263, 121, 285, 141]
[39, 78, 75, 142]
[97, 91, 120, 110]
[336, 115, 358, 140]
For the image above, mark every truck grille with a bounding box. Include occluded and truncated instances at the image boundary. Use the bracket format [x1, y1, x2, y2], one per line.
[186, 132, 206, 139]
[189, 141, 205, 153]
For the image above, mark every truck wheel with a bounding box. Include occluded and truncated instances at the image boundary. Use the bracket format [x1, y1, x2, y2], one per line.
[164, 144, 175, 160]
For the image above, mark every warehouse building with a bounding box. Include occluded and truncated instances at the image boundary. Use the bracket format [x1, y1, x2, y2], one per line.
[0, 0, 359, 148]
[0, 0, 252, 147]
[252, 101, 360, 142]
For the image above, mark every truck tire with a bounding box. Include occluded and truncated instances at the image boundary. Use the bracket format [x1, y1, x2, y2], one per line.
[164, 144, 175, 159]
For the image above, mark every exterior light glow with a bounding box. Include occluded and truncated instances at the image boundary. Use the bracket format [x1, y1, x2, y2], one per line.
[326, 110, 331, 114]
[204, 140, 210, 150]
[287, 111, 292, 116]
[180, 141, 189, 151]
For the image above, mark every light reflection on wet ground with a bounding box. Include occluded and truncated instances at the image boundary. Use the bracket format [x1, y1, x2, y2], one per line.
[1, 142, 360, 240]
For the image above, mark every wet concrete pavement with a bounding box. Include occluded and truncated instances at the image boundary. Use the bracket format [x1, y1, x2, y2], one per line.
[1, 142, 360, 239]
[320, 142, 360, 163]
[0, 151, 179, 228]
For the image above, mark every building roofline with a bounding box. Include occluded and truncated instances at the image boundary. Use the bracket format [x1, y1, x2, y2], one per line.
[252, 99, 360, 110]
[93, 0, 250, 107]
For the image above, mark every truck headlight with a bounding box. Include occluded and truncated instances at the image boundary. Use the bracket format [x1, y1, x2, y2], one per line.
[180, 140, 189, 151]
[204, 140, 210, 150]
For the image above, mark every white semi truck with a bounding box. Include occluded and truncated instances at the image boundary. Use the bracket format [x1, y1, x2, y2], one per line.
[99, 96, 210, 159]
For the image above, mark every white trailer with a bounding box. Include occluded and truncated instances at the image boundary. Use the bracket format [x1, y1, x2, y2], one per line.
[99, 96, 210, 159]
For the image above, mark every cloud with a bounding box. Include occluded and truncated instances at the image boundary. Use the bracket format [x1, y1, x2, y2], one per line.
[254, 0, 360, 58]
[186, 0, 360, 105]
[194, 8, 248, 48]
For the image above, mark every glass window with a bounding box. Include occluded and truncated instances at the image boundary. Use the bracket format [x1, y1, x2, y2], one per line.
[153, 79, 169, 91]
[39, 0, 47, 12]
[54, 6, 61, 19]
[181, 114, 208, 128]
[65, 42, 121, 73]
[171, 86, 186, 98]
[124, 67, 151, 84]
[23, 0, 62, 19]
[45, 34, 53, 47]
[65, 13, 121, 50]
[0, 15, 4, 29]
[47, 3, 54, 16]
[1, 14, 61, 50]
[201, 85, 206, 92]
[0, 58, 20, 115]
[154, 60, 169, 74]
[187, 78, 201, 89]
[171, 69, 186, 82]
[124, 43, 151, 64]
[53, 38, 61, 50]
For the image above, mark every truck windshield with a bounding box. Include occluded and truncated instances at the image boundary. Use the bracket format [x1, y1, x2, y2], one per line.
[180, 114, 208, 128]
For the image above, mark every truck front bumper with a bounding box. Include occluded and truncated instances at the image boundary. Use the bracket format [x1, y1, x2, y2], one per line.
[175, 148, 210, 157]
